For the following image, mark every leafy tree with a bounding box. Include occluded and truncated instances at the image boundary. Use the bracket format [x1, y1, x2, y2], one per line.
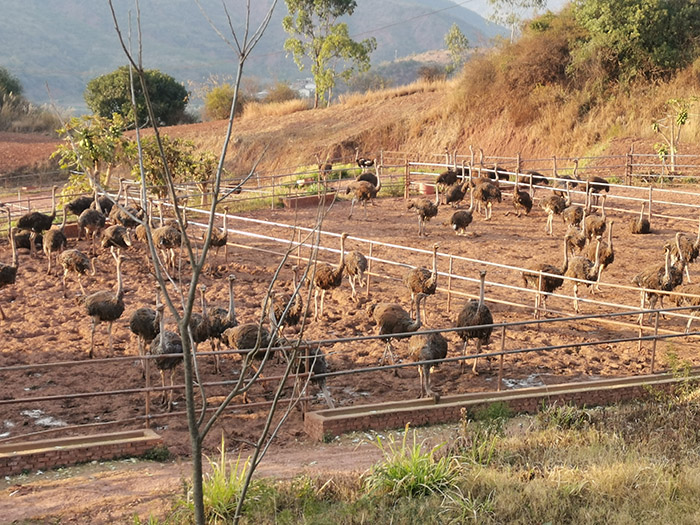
[204, 83, 243, 120]
[263, 81, 300, 103]
[84, 66, 189, 126]
[572, 0, 700, 84]
[283, 0, 376, 108]
[444, 23, 470, 74]
[489, 0, 547, 42]
[0, 66, 23, 100]
[51, 113, 130, 191]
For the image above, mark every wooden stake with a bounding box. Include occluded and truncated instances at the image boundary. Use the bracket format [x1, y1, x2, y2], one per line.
[650, 311, 660, 374]
[144, 355, 151, 429]
[366, 242, 374, 295]
[447, 255, 454, 313]
[498, 325, 506, 392]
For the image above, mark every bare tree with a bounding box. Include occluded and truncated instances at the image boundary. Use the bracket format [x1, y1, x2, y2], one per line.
[104, 2, 337, 524]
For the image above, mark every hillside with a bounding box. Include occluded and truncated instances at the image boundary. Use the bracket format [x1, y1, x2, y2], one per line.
[0, 0, 505, 112]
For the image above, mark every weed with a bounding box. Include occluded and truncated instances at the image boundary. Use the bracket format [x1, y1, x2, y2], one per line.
[141, 445, 171, 462]
[536, 402, 591, 430]
[452, 409, 501, 466]
[363, 423, 460, 499]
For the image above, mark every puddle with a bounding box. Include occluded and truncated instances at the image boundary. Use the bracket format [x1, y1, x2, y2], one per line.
[20, 409, 67, 428]
[501, 374, 546, 389]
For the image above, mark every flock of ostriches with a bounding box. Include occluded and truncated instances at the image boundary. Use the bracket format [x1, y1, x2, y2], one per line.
[2, 153, 700, 409]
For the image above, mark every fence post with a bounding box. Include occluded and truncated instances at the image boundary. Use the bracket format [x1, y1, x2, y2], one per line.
[516, 152, 521, 179]
[366, 242, 374, 296]
[404, 160, 410, 200]
[650, 310, 660, 373]
[648, 186, 653, 223]
[144, 356, 151, 429]
[497, 325, 506, 392]
[447, 255, 454, 313]
[625, 146, 633, 185]
[296, 227, 302, 264]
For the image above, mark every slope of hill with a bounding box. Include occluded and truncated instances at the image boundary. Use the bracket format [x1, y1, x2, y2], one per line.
[0, 0, 505, 112]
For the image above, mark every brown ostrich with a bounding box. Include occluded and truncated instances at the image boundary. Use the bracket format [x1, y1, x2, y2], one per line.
[665, 227, 700, 283]
[42, 206, 68, 274]
[78, 192, 106, 255]
[312, 232, 348, 320]
[455, 270, 493, 374]
[84, 249, 125, 358]
[404, 243, 439, 320]
[671, 283, 700, 333]
[586, 220, 615, 290]
[564, 208, 587, 256]
[583, 193, 607, 241]
[632, 245, 684, 322]
[0, 206, 19, 320]
[266, 265, 304, 334]
[187, 285, 211, 358]
[472, 180, 501, 220]
[541, 192, 567, 235]
[444, 180, 469, 207]
[346, 165, 381, 219]
[152, 215, 183, 271]
[129, 286, 161, 375]
[521, 240, 567, 318]
[630, 202, 651, 234]
[58, 249, 96, 297]
[101, 224, 132, 258]
[149, 304, 183, 412]
[208, 274, 238, 373]
[565, 236, 602, 313]
[368, 292, 427, 373]
[408, 331, 448, 402]
[447, 190, 475, 236]
[17, 185, 57, 257]
[223, 322, 275, 376]
[407, 194, 439, 237]
[345, 251, 367, 301]
[209, 207, 229, 262]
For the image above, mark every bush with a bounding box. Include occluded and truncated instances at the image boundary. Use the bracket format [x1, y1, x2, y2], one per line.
[262, 82, 299, 104]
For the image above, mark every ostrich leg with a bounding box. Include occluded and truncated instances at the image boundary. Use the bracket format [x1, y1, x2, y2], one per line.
[89, 318, 97, 358]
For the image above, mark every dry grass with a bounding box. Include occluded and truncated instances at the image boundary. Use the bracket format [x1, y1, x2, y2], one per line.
[338, 78, 449, 107]
[241, 98, 310, 120]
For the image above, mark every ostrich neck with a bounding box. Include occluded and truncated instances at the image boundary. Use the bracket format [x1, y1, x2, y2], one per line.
[200, 288, 208, 317]
[429, 247, 438, 284]
[59, 207, 67, 230]
[591, 239, 602, 277]
[8, 212, 17, 268]
[227, 279, 236, 322]
[478, 274, 486, 308]
[562, 239, 569, 273]
[640, 204, 645, 221]
[410, 296, 423, 331]
[336, 237, 346, 275]
[664, 249, 670, 280]
[607, 222, 613, 248]
[115, 258, 124, 299]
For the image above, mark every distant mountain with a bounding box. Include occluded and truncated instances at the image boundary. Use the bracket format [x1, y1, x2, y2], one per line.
[1, 0, 506, 113]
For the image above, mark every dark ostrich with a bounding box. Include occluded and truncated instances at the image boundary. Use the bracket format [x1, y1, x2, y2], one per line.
[294, 343, 335, 408]
[511, 179, 532, 217]
[209, 274, 238, 374]
[521, 240, 567, 318]
[17, 185, 57, 257]
[407, 194, 439, 237]
[367, 292, 426, 374]
[355, 147, 375, 170]
[312, 233, 347, 320]
[472, 180, 501, 220]
[129, 287, 162, 375]
[541, 193, 567, 235]
[583, 193, 607, 241]
[65, 195, 93, 217]
[665, 229, 699, 283]
[43, 206, 68, 274]
[223, 322, 274, 371]
[444, 181, 469, 207]
[58, 249, 95, 297]
[447, 190, 475, 236]
[345, 251, 367, 301]
[84, 249, 125, 358]
[346, 165, 381, 219]
[630, 202, 651, 234]
[633, 245, 684, 322]
[408, 331, 448, 402]
[149, 304, 183, 412]
[0, 206, 19, 320]
[78, 192, 107, 255]
[455, 270, 493, 374]
[404, 243, 439, 320]
[101, 224, 132, 257]
[209, 207, 229, 262]
[565, 237, 602, 313]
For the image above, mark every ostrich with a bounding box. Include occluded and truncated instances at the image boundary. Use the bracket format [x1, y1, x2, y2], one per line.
[129, 286, 161, 375]
[84, 249, 125, 358]
[13, 229, 42, 251]
[511, 179, 532, 217]
[266, 266, 304, 335]
[455, 270, 493, 374]
[312, 232, 348, 320]
[632, 246, 684, 322]
[564, 208, 587, 255]
[58, 249, 96, 297]
[541, 192, 567, 235]
[472, 179, 501, 220]
[149, 304, 183, 411]
[101, 224, 132, 257]
[521, 241, 566, 319]
[565, 236, 602, 313]
[208, 274, 238, 374]
[134, 199, 153, 244]
[346, 251, 367, 301]
[404, 243, 439, 320]
[0, 207, 19, 320]
[66, 195, 93, 218]
[17, 185, 57, 257]
[518, 170, 549, 188]
[630, 202, 651, 234]
[112, 183, 143, 230]
[91, 193, 115, 217]
[444, 180, 469, 207]
[666, 229, 699, 283]
[107, 179, 125, 224]
[583, 193, 607, 241]
[293, 343, 335, 408]
[355, 161, 378, 186]
[315, 153, 332, 183]
[152, 219, 183, 271]
[223, 322, 274, 367]
[42, 206, 68, 274]
[580, 159, 610, 205]
[209, 207, 229, 262]
[447, 190, 475, 236]
[355, 147, 375, 170]
[346, 165, 381, 219]
[368, 292, 427, 372]
[671, 283, 700, 333]
[436, 167, 459, 190]
[562, 185, 585, 228]
[187, 285, 211, 359]
[408, 332, 448, 402]
[78, 192, 106, 255]
[586, 220, 615, 290]
[407, 193, 439, 237]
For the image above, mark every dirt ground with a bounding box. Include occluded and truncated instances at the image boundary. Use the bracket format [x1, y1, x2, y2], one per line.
[2, 176, 700, 521]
